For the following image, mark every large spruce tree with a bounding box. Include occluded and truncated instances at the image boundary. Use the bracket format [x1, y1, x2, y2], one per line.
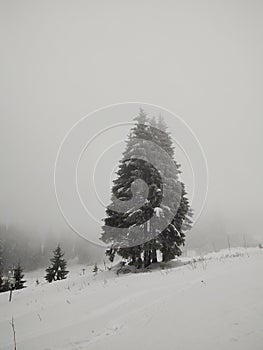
[101, 109, 192, 267]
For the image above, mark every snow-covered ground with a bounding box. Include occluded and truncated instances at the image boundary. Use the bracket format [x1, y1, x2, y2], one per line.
[0, 247, 262, 350]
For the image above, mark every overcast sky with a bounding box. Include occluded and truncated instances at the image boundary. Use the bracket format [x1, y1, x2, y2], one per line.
[0, 0, 262, 246]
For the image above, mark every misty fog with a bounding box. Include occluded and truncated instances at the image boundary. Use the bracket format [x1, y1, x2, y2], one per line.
[1, 0, 263, 268]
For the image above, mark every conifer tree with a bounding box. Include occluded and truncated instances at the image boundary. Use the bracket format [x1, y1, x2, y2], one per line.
[101, 109, 160, 265]
[45, 245, 69, 283]
[101, 109, 192, 266]
[13, 263, 26, 289]
[0, 278, 10, 293]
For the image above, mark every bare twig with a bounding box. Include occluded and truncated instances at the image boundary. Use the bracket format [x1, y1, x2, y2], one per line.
[227, 234, 231, 253]
[10, 317, 17, 350]
[9, 288, 13, 302]
[243, 234, 249, 257]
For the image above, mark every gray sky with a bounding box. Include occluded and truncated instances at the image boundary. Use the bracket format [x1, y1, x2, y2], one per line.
[0, 0, 262, 246]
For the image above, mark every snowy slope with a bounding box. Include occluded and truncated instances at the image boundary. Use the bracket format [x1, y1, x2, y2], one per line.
[0, 248, 262, 350]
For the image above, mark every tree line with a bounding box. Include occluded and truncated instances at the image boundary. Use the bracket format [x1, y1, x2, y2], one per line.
[0, 244, 69, 294]
[0, 224, 104, 273]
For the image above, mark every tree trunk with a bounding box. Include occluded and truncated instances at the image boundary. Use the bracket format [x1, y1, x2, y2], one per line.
[137, 256, 143, 269]
[162, 250, 168, 263]
[131, 251, 136, 266]
[151, 248, 157, 263]
[144, 250, 150, 267]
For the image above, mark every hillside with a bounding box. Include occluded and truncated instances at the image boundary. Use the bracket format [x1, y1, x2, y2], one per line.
[0, 248, 262, 350]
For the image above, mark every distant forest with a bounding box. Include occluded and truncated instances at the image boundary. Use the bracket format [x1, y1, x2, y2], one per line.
[0, 221, 259, 273]
[0, 224, 105, 272]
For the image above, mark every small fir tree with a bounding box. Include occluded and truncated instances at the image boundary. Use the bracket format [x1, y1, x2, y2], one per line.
[13, 263, 26, 289]
[45, 245, 69, 283]
[0, 277, 10, 293]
